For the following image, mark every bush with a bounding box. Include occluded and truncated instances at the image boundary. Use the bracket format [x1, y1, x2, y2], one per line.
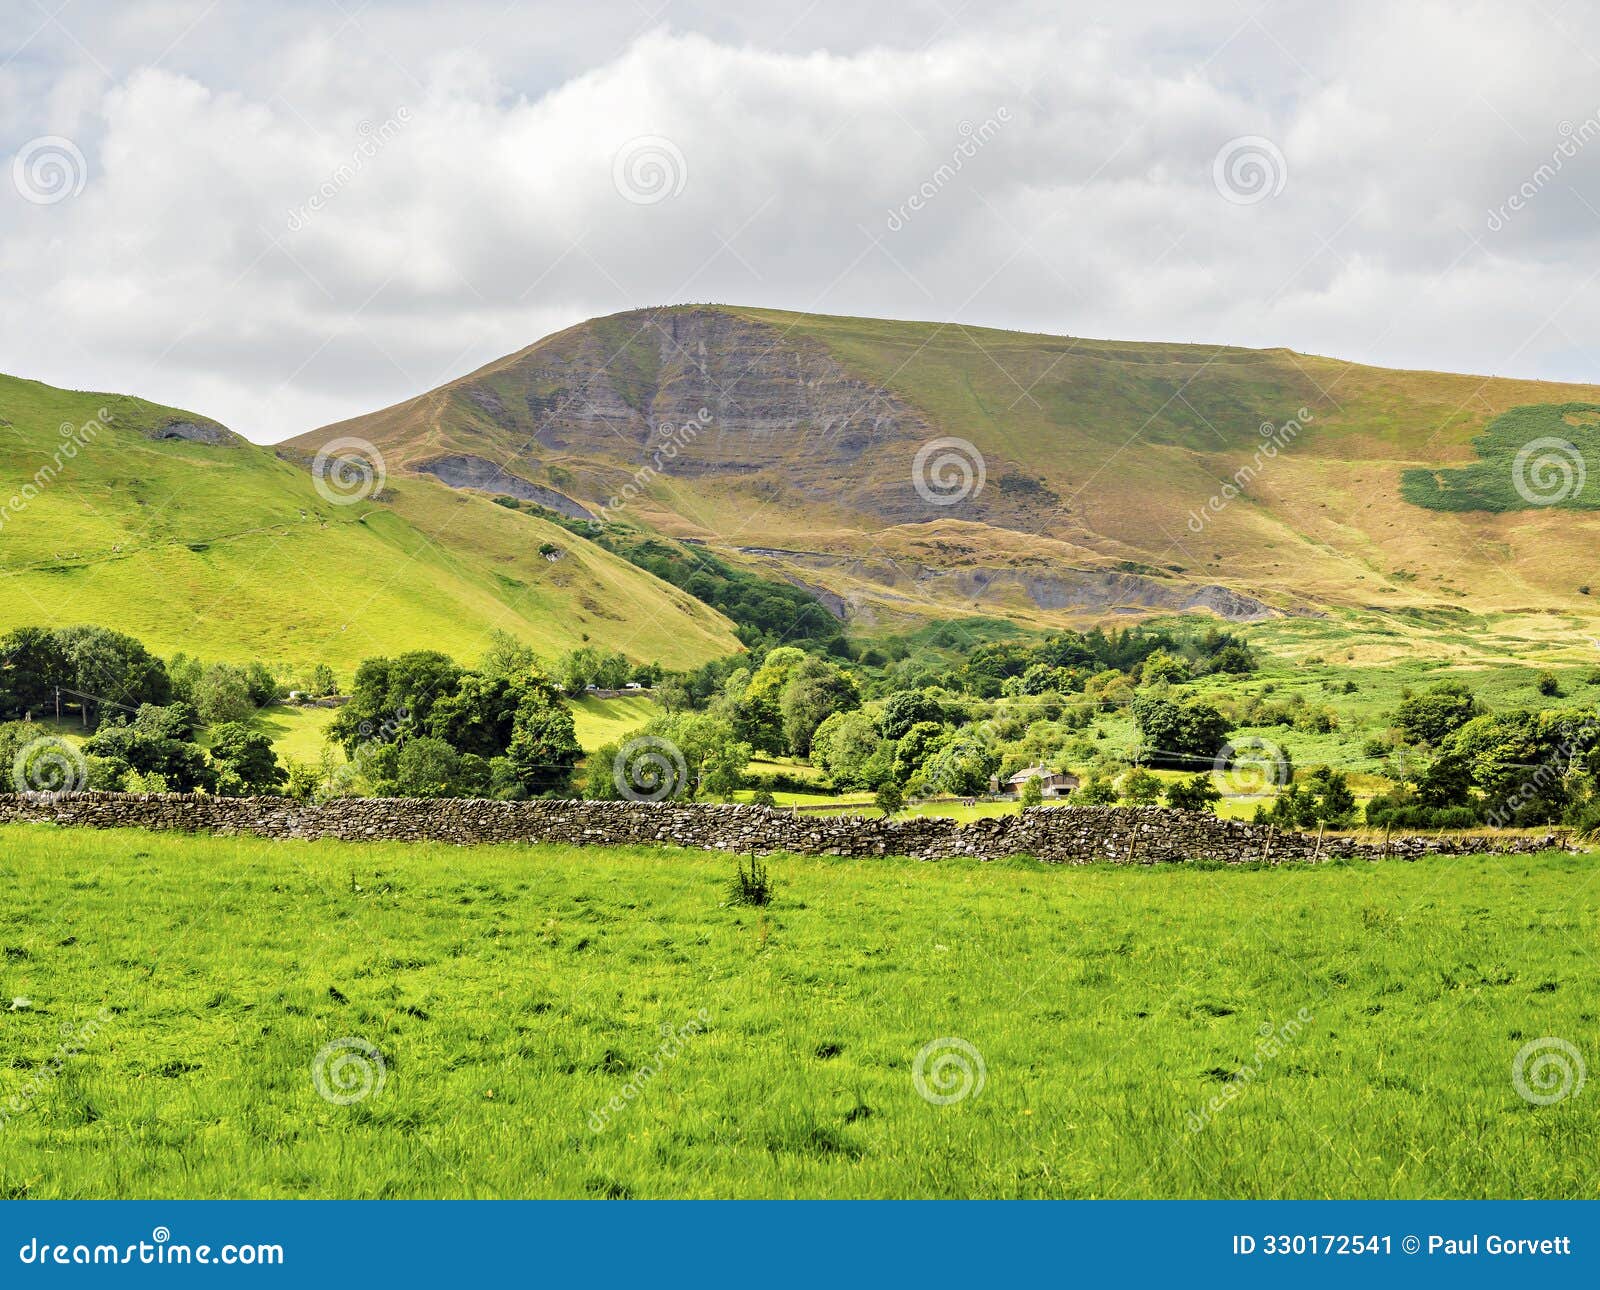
[874, 782, 904, 816]
[728, 857, 774, 907]
[751, 789, 777, 808]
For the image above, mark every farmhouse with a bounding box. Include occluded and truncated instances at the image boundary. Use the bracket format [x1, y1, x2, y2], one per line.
[992, 766, 1080, 798]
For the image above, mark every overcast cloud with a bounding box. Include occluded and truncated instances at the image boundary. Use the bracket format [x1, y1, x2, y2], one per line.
[5, 0, 1600, 441]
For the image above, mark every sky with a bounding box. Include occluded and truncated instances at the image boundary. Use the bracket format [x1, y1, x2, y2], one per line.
[5, 0, 1600, 443]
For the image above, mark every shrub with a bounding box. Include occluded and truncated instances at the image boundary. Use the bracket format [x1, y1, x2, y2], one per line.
[874, 782, 904, 816]
[728, 857, 774, 907]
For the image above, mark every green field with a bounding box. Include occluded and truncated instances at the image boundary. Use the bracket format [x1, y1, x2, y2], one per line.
[0, 823, 1593, 1199]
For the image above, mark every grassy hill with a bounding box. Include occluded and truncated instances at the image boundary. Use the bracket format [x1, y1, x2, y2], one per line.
[0, 374, 740, 674]
[285, 305, 1600, 654]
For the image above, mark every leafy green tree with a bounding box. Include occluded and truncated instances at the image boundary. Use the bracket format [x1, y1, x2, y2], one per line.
[920, 735, 998, 797]
[193, 664, 255, 725]
[877, 689, 948, 742]
[1118, 768, 1163, 805]
[503, 686, 582, 797]
[1131, 695, 1233, 768]
[1018, 775, 1044, 808]
[779, 657, 860, 757]
[0, 627, 68, 717]
[1164, 775, 1222, 813]
[1140, 649, 1192, 685]
[207, 722, 287, 795]
[811, 709, 883, 788]
[892, 721, 948, 783]
[330, 652, 462, 754]
[84, 703, 212, 791]
[874, 781, 904, 816]
[1078, 774, 1118, 805]
[307, 663, 339, 696]
[54, 626, 172, 724]
[1393, 681, 1482, 747]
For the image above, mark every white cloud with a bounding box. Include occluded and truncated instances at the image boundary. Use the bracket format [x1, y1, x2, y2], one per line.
[4, 2, 1600, 441]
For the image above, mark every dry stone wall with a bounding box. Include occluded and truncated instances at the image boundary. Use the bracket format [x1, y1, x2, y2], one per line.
[0, 793, 1576, 864]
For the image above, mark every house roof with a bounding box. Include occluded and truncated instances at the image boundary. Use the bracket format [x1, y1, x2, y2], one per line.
[1008, 766, 1074, 783]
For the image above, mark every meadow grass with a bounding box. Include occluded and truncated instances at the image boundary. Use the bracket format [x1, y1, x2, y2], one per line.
[0, 823, 1593, 1199]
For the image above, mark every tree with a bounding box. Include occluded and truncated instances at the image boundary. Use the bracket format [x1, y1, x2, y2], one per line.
[874, 781, 904, 816]
[1018, 775, 1044, 808]
[1118, 768, 1163, 805]
[892, 721, 948, 784]
[1393, 681, 1482, 747]
[307, 663, 339, 697]
[778, 657, 860, 757]
[503, 687, 582, 797]
[1131, 695, 1232, 768]
[1164, 775, 1222, 813]
[208, 722, 287, 795]
[877, 689, 948, 742]
[920, 735, 998, 797]
[811, 709, 883, 788]
[193, 664, 255, 725]
[84, 703, 212, 791]
[1078, 774, 1118, 805]
[54, 626, 172, 724]
[329, 652, 462, 754]
[1139, 649, 1192, 685]
[0, 627, 68, 717]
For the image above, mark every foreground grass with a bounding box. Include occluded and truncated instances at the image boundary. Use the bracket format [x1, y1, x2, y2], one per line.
[0, 823, 1594, 1199]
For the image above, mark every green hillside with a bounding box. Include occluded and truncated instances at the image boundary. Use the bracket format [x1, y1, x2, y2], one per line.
[0, 374, 740, 674]
[286, 305, 1600, 656]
